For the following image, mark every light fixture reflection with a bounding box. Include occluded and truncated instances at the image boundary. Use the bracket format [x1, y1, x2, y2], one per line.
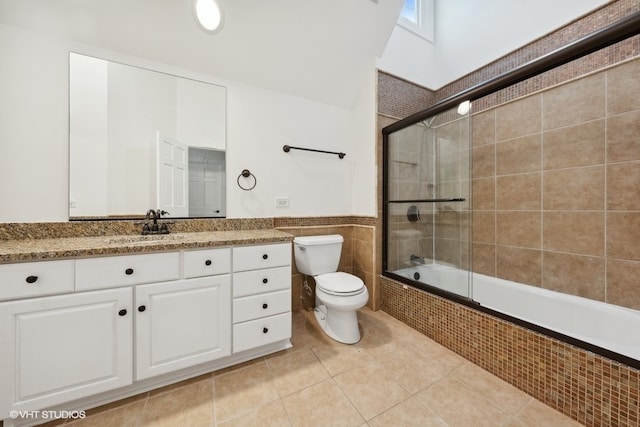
[457, 100, 471, 115]
[194, 0, 224, 34]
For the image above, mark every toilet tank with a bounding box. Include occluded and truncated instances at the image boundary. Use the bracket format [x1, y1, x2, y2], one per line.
[293, 234, 343, 276]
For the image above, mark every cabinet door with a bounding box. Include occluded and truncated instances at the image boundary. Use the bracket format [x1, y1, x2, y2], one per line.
[0, 288, 133, 414]
[135, 276, 231, 380]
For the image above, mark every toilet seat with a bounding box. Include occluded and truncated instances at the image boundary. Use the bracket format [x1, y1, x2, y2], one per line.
[315, 272, 365, 296]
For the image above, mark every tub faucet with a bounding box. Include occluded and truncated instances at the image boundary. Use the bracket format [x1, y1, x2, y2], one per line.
[410, 254, 425, 265]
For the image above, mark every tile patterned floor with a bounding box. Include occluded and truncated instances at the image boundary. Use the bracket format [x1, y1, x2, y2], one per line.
[56, 308, 582, 426]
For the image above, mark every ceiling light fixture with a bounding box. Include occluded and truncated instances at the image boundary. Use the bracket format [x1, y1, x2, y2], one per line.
[193, 0, 224, 34]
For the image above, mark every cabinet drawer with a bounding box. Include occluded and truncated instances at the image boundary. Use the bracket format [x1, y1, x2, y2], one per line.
[0, 260, 74, 301]
[233, 312, 291, 353]
[183, 248, 231, 278]
[233, 290, 290, 323]
[233, 266, 291, 297]
[76, 252, 179, 291]
[232, 243, 291, 272]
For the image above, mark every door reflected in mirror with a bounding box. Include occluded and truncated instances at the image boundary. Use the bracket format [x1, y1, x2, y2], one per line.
[69, 53, 226, 219]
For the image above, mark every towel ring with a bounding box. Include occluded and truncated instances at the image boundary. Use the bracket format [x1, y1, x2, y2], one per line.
[237, 169, 257, 191]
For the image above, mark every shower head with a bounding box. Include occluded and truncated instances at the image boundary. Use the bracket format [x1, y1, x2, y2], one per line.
[421, 116, 436, 128]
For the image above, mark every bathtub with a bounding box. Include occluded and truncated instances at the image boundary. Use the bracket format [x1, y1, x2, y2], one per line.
[395, 264, 470, 297]
[394, 265, 640, 361]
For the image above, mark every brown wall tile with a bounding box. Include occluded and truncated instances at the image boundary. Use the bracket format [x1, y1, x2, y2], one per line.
[472, 177, 495, 210]
[607, 258, 640, 310]
[472, 211, 495, 243]
[542, 252, 605, 301]
[472, 144, 496, 178]
[542, 73, 605, 130]
[607, 110, 640, 163]
[607, 212, 640, 261]
[542, 119, 605, 170]
[472, 243, 495, 276]
[543, 166, 605, 210]
[496, 246, 542, 287]
[495, 94, 541, 141]
[607, 161, 640, 210]
[606, 57, 640, 115]
[496, 211, 541, 249]
[496, 173, 541, 210]
[472, 109, 495, 146]
[495, 134, 541, 175]
[543, 212, 604, 256]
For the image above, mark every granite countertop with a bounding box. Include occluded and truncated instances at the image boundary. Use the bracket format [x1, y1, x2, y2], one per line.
[0, 230, 294, 263]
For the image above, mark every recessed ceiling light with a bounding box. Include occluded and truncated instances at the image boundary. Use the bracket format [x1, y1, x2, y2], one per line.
[193, 0, 224, 34]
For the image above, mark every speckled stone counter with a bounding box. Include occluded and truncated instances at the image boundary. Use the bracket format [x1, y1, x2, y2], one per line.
[0, 229, 293, 263]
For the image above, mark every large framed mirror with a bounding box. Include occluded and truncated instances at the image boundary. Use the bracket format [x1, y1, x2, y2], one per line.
[69, 52, 226, 219]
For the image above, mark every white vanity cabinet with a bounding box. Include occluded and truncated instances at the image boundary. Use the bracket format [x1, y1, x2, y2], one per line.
[232, 243, 292, 353]
[0, 287, 133, 414]
[0, 239, 291, 424]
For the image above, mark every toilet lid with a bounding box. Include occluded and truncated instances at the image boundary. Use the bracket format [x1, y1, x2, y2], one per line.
[315, 272, 364, 294]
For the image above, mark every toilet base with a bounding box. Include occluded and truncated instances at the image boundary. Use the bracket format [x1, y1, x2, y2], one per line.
[314, 304, 361, 344]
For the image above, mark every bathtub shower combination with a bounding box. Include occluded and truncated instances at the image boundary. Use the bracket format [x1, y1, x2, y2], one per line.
[383, 100, 640, 364]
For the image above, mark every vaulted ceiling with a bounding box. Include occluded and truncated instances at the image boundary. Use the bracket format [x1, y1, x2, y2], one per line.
[0, 0, 404, 108]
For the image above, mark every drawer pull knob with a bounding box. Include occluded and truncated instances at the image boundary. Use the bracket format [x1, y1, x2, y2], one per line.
[25, 275, 38, 284]
[263, 327, 269, 334]
[262, 278, 268, 284]
[138, 305, 146, 312]
[262, 303, 268, 309]
[262, 254, 268, 260]
[118, 309, 127, 316]
[125, 268, 134, 275]
[205, 259, 212, 266]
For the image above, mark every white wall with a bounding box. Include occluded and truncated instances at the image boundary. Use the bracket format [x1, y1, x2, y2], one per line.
[378, 0, 611, 90]
[0, 23, 370, 222]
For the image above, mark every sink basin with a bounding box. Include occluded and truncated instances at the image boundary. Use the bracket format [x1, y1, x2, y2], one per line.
[107, 234, 184, 246]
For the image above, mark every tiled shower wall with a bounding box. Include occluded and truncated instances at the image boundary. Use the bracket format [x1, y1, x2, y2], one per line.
[473, 57, 640, 310]
[378, 0, 640, 425]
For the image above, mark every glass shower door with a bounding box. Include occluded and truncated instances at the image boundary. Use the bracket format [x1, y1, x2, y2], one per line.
[384, 106, 471, 298]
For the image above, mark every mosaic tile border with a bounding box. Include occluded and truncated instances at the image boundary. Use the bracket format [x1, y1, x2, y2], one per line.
[381, 277, 640, 426]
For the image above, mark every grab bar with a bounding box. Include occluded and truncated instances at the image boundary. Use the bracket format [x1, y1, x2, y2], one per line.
[283, 145, 346, 159]
[387, 198, 466, 203]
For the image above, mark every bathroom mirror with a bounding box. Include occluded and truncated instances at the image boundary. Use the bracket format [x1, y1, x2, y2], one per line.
[69, 52, 227, 219]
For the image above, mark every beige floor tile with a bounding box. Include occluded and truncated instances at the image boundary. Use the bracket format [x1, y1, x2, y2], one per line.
[138, 376, 214, 427]
[375, 347, 457, 394]
[355, 318, 403, 359]
[266, 347, 331, 396]
[310, 338, 375, 376]
[213, 361, 279, 423]
[452, 362, 531, 415]
[368, 396, 447, 427]
[415, 376, 512, 427]
[290, 310, 332, 349]
[333, 361, 410, 420]
[514, 399, 583, 426]
[65, 399, 146, 427]
[282, 378, 365, 427]
[217, 399, 291, 427]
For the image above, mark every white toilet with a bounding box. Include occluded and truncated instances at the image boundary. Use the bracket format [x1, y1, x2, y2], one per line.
[293, 234, 369, 344]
